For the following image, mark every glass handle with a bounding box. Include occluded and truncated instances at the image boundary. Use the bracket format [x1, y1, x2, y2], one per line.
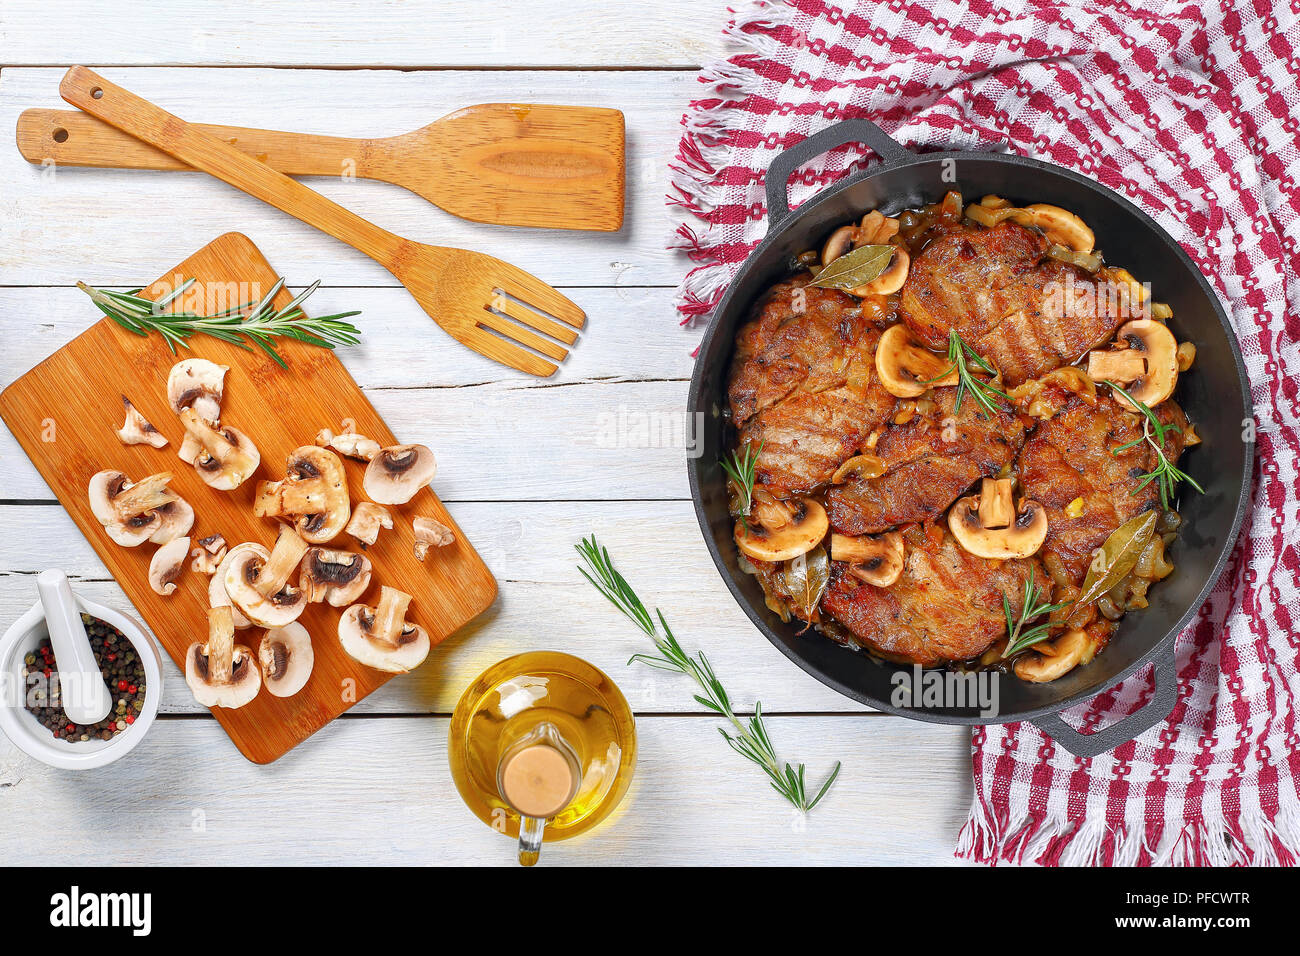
[517, 814, 546, 866]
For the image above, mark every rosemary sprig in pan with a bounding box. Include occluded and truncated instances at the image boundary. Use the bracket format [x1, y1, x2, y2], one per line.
[1002, 571, 1071, 658]
[719, 439, 763, 530]
[576, 536, 841, 813]
[78, 277, 362, 369]
[925, 329, 1010, 417]
[1104, 381, 1204, 510]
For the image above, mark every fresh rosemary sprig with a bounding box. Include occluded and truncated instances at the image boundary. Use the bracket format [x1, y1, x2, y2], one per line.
[719, 439, 763, 529]
[1002, 571, 1071, 658]
[1104, 381, 1204, 510]
[78, 276, 362, 369]
[932, 329, 1010, 417]
[576, 536, 841, 813]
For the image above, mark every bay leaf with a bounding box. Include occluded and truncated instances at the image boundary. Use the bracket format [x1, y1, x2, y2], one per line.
[783, 545, 830, 622]
[810, 244, 894, 290]
[1074, 510, 1158, 608]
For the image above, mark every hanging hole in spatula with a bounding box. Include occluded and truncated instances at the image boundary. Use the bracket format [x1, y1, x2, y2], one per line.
[52, 127, 69, 143]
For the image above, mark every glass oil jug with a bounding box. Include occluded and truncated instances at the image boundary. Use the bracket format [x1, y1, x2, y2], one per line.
[448, 651, 636, 865]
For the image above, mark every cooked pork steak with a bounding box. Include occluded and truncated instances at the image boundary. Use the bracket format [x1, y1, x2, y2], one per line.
[1016, 393, 1188, 583]
[820, 524, 1040, 666]
[825, 386, 1026, 535]
[900, 222, 1129, 386]
[727, 281, 896, 494]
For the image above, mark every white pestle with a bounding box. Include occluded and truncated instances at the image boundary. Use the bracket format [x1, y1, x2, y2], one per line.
[36, 569, 113, 725]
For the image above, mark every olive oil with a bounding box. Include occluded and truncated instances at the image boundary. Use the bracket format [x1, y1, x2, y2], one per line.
[448, 652, 636, 864]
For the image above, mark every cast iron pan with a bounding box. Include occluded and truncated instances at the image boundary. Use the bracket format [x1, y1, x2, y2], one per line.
[687, 119, 1253, 757]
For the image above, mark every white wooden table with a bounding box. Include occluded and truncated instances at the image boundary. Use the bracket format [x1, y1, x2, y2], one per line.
[0, 0, 972, 865]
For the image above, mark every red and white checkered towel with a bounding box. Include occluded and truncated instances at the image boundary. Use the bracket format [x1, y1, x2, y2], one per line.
[670, 0, 1300, 865]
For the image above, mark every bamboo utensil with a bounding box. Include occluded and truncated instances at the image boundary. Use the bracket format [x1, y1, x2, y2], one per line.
[58, 67, 585, 377]
[17, 104, 625, 232]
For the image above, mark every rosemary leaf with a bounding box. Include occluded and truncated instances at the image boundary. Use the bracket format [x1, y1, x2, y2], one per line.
[576, 536, 841, 814]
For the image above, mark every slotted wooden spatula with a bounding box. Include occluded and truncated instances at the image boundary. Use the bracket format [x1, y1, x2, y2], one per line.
[18, 104, 625, 231]
[59, 67, 584, 377]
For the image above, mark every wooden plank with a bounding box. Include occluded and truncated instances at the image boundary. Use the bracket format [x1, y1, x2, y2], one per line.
[0, 715, 974, 866]
[0, 500, 874, 715]
[0, 233, 498, 762]
[0, 68, 702, 286]
[0, 0, 727, 68]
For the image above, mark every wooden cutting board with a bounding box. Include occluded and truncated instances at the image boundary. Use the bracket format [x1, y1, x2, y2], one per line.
[0, 232, 498, 763]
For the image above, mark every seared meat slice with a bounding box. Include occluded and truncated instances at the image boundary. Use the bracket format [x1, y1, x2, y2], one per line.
[826, 386, 1026, 535]
[727, 281, 896, 494]
[821, 524, 1040, 666]
[900, 222, 1128, 386]
[899, 222, 1048, 349]
[1017, 393, 1188, 584]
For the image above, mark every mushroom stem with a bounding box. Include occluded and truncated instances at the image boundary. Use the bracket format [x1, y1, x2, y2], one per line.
[258, 525, 310, 597]
[180, 408, 256, 475]
[254, 478, 331, 517]
[1087, 349, 1145, 383]
[372, 586, 413, 647]
[113, 472, 177, 520]
[977, 478, 1016, 529]
[208, 606, 235, 685]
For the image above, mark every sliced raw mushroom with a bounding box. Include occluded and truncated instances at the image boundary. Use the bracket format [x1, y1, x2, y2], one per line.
[116, 395, 168, 448]
[149, 536, 190, 596]
[830, 531, 905, 587]
[178, 408, 260, 490]
[346, 501, 393, 549]
[875, 324, 959, 398]
[734, 489, 829, 563]
[1087, 319, 1179, 410]
[259, 621, 314, 697]
[338, 585, 430, 673]
[167, 358, 227, 423]
[315, 427, 381, 462]
[254, 446, 351, 544]
[224, 525, 310, 628]
[186, 605, 261, 708]
[87, 470, 178, 547]
[363, 444, 437, 505]
[300, 547, 372, 607]
[209, 543, 261, 629]
[413, 516, 455, 560]
[148, 497, 194, 545]
[191, 534, 228, 575]
[948, 478, 1048, 560]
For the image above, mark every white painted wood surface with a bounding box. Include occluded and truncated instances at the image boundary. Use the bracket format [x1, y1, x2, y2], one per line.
[0, 1, 975, 866]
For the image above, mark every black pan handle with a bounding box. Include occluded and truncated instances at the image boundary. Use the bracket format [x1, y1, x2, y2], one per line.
[765, 118, 913, 228]
[1031, 638, 1178, 758]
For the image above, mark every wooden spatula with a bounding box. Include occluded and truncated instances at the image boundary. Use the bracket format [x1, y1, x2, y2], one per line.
[60, 67, 584, 377]
[18, 104, 625, 232]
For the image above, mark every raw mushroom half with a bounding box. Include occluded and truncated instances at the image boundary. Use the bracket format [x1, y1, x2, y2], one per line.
[830, 531, 905, 587]
[316, 427, 381, 462]
[178, 408, 260, 490]
[167, 358, 227, 423]
[363, 444, 437, 505]
[346, 502, 393, 549]
[338, 585, 430, 673]
[116, 396, 168, 448]
[88, 470, 178, 547]
[149, 536, 190, 596]
[413, 516, 455, 560]
[209, 543, 261, 629]
[259, 622, 314, 697]
[734, 489, 829, 563]
[254, 446, 351, 544]
[191, 534, 228, 575]
[949, 478, 1048, 560]
[300, 547, 372, 607]
[186, 606, 261, 708]
[149, 498, 194, 545]
[1087, 319, 1179, 410]
[224, 525, 310, 628]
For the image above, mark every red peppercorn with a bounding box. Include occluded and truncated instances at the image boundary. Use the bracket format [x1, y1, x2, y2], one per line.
[107, 653, 117, 662]
[43, 668, 52, 678]
[117, 679, 128, 691]
[66, 724, 75, 733]
[124, 715, 135, 725]
[128, 684, 138, 694]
